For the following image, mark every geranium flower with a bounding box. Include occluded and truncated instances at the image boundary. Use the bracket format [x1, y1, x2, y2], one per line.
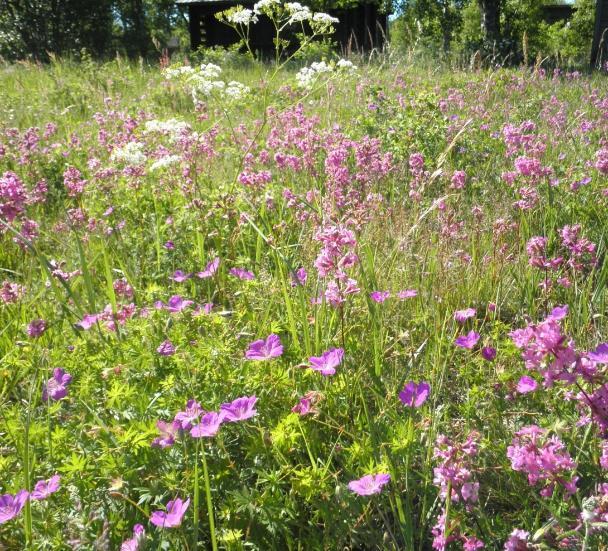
[588, 343, 608, 364]
[0, 490, 29, 524]
[170, 270, 192, 282]
[399, 381, 430, 407]
[230, 267, 255, 280]
[454, 308, 476, 323]
[156, 340, 175, 356]
[197, 257, 220, 279]
[370, 291, 390, 303]
[155, 295, 194, 313]
[31, 475, 60, 500]
[42, 368, 72, 401]
[309, 347, 344, 376]
[151, 420, 180, 448]
[190, 411, 224, 437]
[516, 376, 538, 394]
[121, 524, 145, 551]
[174, 399, 203, 430]
[454, 331, 480, 349]
[150, 497, 190, 528]
[245, 334, 283, 360]
[348, 473, 390, 496]
[291, 391, 321, 416]
[220, 396, 258, 422]
[481, 346, 497, 361]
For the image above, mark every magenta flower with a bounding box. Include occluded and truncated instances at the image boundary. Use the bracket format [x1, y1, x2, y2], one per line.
[27, 319, 47, 338]
[291, 391, 321, 416]
[151, 420, 180, 448]
[31, 475, 60, 500]
[309, 347, 344, 376]
[516, 376, 538, 394]
[197, 257, 220, 279]
[481, 346, 497, 361]
[157, 340, 175, 356]
[397, 289, 417, 299]
[245, 334, 283, 360]
[370, 291, 390, 303]
[454, 331, 480, 349]
[454, 308, 476, 323]
[588, 343, 608, 364]
[150, 497, 190, 528]
[0, 490, 29, 524]
[170, 270, 191, 283]
[159, 295, 194, 313]
[76, 313, 100, 330]
[399, 381, 430, 407]
[164, 240, 175, 250]
[220, 396, 258, 422]
[174, 399, 203, 430]
[190, 411, 224, 438]
[42, 368, 72, 401]
[230, 267, 255, 280]
[291, 267, 308, 287]
[348, 473, 391, 496]
[121, 524, 145, 551]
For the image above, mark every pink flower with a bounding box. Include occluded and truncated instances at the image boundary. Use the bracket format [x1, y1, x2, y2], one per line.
[481, 347, 496, 361]
[220, 396, 258, 422]
[174, 399, 203, 430]
[309, 347, 344, 376]
[121, 524, 145, 551]
[27, 319, 47, 338]
[454, 308, 476, 323]
[170, 270, 191, 282]
[245, 334, 283, 360]
[588, 343, 608, 364]
[370, 291, 390, 303]
[31, 474, 60, 500]
[42, 368, 72, 401]
[516, 376, 538, 394]
[399, 381, 430, 407]
[291, 392, 321, 416]
[504, 529, 530, 551]
[150, 497, 190, 528]
[348, 473, 391, 496]
[157, 340, 175, 356]
[76, 313, 100, 330]
[0, 490, 29, 524]
[397, 289, 417, 299]
[454, 331, 480, 349]
[190, 411, 224, 437]
[230, 267, 255, 280]
[197, 257, 220, 279]
[151, 420, 180, 448]
[156, 295, 194, 313]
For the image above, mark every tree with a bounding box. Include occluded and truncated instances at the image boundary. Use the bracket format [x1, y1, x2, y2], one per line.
[478, 0, 501, 42]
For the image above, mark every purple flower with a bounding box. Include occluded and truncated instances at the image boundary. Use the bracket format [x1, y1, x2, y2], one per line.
[548, 305, 569, 321]
[370, 291, 390, 303]
[170, 270, 191, 283]
[167, 295, 194, 313]
[347, 473, 391, 496]
[197, 257, 220, 279]
[220, 396, 258, 422]
[516, 376, 538, 394]
[454, 308, 476, 323]
[157, 340, 175, 356]
[150, 497, 190, 529]
[27, 319, 47, 338]
[164, 240, 175, 250]
[309, 347, 344, 376]
[399, 381, 430, 407]
[588, 343, 608, 364]
[454, 331, 480, 349]
[481, 346, 497, 361]
[174, 399, 203, 430]
[76, 313, 100, 330]
[291, 267, 308, 287]
[31, 475, 60, 500]
[245, 334, 283, 360]
[230, 267, 255, 280]
[42, 368, 72, 401]
[0, 490, 29, 524]
[190, 411, 224, 437]
[121, 524, 145, 551]
[151, 420, 180, 448]
[397, 289, 417, 299]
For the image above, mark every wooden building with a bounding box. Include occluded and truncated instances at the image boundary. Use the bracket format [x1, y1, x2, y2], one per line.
[176, 0, 389, 54]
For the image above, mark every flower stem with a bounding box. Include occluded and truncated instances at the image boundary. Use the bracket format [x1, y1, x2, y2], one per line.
[201, 442, 218, 551]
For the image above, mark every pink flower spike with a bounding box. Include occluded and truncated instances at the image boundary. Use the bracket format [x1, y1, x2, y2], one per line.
[150, 497, 190, 528]
[156, 340, 175, 356]
[245, 334, 283, 360]
[454, 308, 476, 323]
[370, 291, 390, 303]
[588, 343, 608, 364]
[516, 376, 538, 394]
[190, 411, 224, 438]
[454, 331, 480, 350]
[399, 381, 430, 407]
[76, 313, 100, 330]
[348, 473, 391, 496]
[31, 474, 60, 500]
[309, 347, 344, 376]
[397, 289, 417, 299]
[197, 257, 220, 279]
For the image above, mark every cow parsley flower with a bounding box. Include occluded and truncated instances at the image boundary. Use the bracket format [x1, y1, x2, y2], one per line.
[226, 8, 258, 25]
[111, 142, 146, 166]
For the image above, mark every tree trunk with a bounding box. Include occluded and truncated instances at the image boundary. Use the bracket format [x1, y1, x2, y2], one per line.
[478, 0, 501, 42]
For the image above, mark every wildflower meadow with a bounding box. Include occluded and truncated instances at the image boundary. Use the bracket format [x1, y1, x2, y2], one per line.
[2, 4, 608, 550]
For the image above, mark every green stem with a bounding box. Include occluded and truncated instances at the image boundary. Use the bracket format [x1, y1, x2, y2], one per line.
[201, 442, 218, 551]
[193, 439, 200, 549]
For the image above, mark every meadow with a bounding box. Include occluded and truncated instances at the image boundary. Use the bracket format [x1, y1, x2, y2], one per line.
[2, 23, 608, 551]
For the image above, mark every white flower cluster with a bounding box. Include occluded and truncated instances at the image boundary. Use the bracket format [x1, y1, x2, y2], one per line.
[162, 65, 196, 81]
[226, 8, 259, 25]
[285, 2, 312, 23]
[178, 64, 251, 103]
[253, 0, 281, 14]
[111, 141, 146, 166]
[150, 155, 181, 172]
[296, 59, 357, 89]
[144, 119, 191, 141]
[225, 81, 251, 100]
[312, 12, 339, 25]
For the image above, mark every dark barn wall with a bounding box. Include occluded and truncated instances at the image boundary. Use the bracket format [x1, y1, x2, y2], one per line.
[184, 1, 387, 54]
[592, 0, 608, 67]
